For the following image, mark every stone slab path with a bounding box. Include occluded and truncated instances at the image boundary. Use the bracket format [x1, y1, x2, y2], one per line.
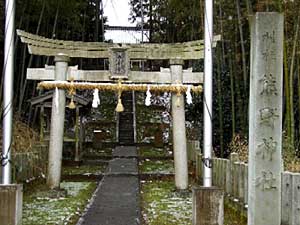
[77, 146, 141, 225]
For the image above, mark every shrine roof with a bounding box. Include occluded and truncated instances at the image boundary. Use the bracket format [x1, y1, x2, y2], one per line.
[30, 91, 90, 106]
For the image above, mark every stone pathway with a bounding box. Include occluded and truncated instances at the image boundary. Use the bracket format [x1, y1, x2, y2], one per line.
[77, 146, 141, 225]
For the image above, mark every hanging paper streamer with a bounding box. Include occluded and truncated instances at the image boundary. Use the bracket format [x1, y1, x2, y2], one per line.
[55, 87, 59, 113]
[186, 85, 193, 105]
[145, 85, 151, 106]
[92, 88, 100, 108]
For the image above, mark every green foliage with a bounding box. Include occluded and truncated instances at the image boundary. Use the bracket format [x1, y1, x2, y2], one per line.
[129, 0, 201, 42]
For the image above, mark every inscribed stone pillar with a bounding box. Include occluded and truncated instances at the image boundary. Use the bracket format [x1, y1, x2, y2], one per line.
[47, 54, 69, 189]
[248, 13, 283, 225]
[170, 59, 188, 190]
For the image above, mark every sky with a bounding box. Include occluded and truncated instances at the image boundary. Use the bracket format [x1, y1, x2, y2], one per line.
[103, 0, 149, 43]
[103, 0, 133, 26]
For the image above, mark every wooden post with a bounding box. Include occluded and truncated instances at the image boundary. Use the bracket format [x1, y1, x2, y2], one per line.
[227, 153, 239, 196]
[244, 164, 248, 206]
[196, 152, 203, 182]
[192, 186, 224, 225]
[248, 13, 283, 225]
[74, 106, 80, 162]
[39, 105, 44, 142]
[170, 59, 188, 190]
[238, 163, 245, 202]
[79, 116, 84, 158]
[47, 53, 69, 189]
[281, 172, 292, 225]
[0, 184, 23, 225]
[233, 162, 240, 199]
[291, 173, 300, 225]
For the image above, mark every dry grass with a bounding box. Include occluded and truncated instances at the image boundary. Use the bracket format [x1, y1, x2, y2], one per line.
[0, 118, 39, 153]
[228, 134, 248, 163]
[228, 134, 300, 172]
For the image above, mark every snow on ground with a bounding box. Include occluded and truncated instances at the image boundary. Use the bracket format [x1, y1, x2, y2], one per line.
[23, 182, 96, 225]
[141, 180, 192, 225]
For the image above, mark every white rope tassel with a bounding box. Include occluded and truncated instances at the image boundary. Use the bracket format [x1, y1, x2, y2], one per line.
[92, 88, 100, 108]
[55, 87, 59, 113]
[145, 85, 151, 106]
[186, 85, 193, 105]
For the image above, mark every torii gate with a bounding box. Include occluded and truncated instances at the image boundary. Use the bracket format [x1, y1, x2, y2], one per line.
[17, 30, 220, 190]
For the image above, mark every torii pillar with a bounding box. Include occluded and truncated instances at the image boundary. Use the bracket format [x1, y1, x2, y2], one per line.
[47, 54, 70, 189]
[170, 59, 188, 190]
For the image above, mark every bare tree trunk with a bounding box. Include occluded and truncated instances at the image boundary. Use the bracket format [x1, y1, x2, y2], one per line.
[235, 0, 248, 93]
[288, 14, 300, 150]
[0, 0, 28, 108]
[229, 50, 236, 137]
[245, 0, 253, 15]
[46, 0, 60, 65]
[217, 47, 224, 157]
[233, 23, 245, 134]
[298, 56, 300, 150]
[95, 0, 100, 42]
[18, 0, 46, 114]
[284, 42, 291, 151]
[199, 0, 204, 35]
[149, 0, 153, 42]
[218, 0, 226, 60]
[100, 0, 105, 42]
[80, 9, 87, 69]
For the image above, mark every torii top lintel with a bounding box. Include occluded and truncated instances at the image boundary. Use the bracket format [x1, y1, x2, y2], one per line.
[17, 30, 220, 60]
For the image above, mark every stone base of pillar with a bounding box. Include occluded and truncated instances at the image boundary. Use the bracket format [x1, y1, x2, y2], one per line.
[192, 186, 224, 225]
[0, 184, 23, 225]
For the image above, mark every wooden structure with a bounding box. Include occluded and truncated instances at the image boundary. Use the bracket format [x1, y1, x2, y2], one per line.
[191, 150, 300, 225]
[30, 91, 89, 161]
[17, 29, 220, 189]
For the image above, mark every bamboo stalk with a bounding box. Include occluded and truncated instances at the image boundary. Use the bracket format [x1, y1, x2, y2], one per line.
[288, 13, 300, 151]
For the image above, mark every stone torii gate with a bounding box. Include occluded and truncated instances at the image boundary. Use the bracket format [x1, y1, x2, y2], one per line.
[17, 30, 220, 190]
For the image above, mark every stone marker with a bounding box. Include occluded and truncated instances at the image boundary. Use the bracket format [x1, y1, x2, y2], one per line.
[248, 12, 283, 225]
[192, 186, 224, 225]
[47, 54, 70, 189]
[0, 184, 23, 225]
[170, 59, 188, 190]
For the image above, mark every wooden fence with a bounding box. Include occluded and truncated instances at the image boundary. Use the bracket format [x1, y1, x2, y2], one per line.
[0, 145, 48, 183]
[187, 141, 300, 225]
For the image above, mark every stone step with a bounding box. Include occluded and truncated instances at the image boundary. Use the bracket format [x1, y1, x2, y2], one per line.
[76, 146, 141, 225]
[118, 91, 135, 143]
[119, 129, 134, 133]
[119, 135, 134, 140]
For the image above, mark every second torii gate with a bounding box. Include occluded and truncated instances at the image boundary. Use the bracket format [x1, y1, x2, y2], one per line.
[17, 30, 220, 190]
